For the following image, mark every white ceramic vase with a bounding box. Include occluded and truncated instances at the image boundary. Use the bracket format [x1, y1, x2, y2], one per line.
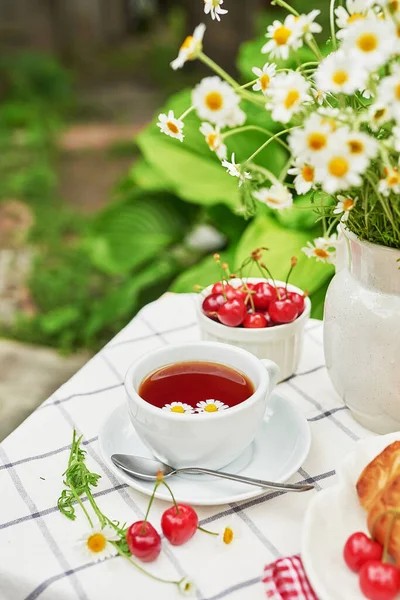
[324, 228, 400, 434]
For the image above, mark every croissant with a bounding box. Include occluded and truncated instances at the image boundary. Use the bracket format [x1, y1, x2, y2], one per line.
[356, 441, 400, 564]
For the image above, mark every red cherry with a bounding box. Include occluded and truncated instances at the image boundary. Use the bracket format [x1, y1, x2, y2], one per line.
[243, 312, 268, 328]
[288, 292, 305, 315]
[344, 532, 383, 573]
[217, 298, 247, 327]
[359, 560, 400, 600]
[202, 293, 225, 320]
[264, 312, 275, 327]
[211, 282, 227, 295]
[276, 286, 288, 300]
[241, 282, 256, 291]
[269, 299, 299, 324]
[161, 504, 198, 546]
[126, 521, 161, 562]
[226, 286, 246, 301]
[253, 282, 276, 310]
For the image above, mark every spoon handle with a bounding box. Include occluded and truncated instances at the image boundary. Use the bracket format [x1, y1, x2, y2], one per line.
[175, 468, 314, 492]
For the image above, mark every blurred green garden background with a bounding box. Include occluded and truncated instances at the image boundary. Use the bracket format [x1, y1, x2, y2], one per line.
[0, 0, 333, 355]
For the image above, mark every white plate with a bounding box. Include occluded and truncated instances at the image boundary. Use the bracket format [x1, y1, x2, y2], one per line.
[302, 432, 400, 600]
[99, 392, 311, 506]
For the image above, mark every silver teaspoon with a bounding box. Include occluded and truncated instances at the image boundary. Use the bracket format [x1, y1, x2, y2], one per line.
[111, 454, 314, 493]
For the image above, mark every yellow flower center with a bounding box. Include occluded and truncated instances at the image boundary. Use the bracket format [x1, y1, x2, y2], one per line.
[167, 121, 179, 135]
[314, 248, 330, 259]
[302, 165, 315, 182]
[357, 33, 378, 53]
[87, 533, 107, 553]
[180, 36, 193, 51]
[171, 405, 185, 413]
[284, 89, 300, 109]
[348, 13, 364, 23]
[374, 108, 386, 120]
[343, 199, 355, 211]
[332, 70, 349, 85]
[307, 132, 327, 151]
[273, 25, 292, 46]
[204, 403, 218, 412]
[395, 83, 400, 100]
[205, 92, 223, 111]
[388, 170, 400, 185]
[206, 132, 219, 149]
[260, 74, 271, 91]
[328, 157, 349, 177]
[390, 0, 399, 12]
[223, 527, 234, 545]
[348, 140, 364, 154]
[321, 117, 337, 132]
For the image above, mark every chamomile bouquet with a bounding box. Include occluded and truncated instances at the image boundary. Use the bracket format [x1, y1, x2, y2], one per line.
[157, 0, 400, 262]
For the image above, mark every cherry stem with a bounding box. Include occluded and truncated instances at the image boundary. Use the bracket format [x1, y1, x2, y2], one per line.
[141, 481, 160, 534]
[254, 260, 279, 297]
[285, 265, 295, 295]
[383, 513, 399, 563]
[198, 525, 219, 536]
[161, 480, 180, 513]
[113, 543, 181, 585]
[371, 508, 400, 541]
[242, 280, 255, 312]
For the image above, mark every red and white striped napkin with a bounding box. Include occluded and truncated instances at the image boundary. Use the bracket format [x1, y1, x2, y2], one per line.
[263, 555, 318, 600]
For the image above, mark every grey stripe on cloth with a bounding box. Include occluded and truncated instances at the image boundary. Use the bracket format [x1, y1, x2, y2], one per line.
[298, 467, 322, 492]
[39, 383, 123, 409]
[287, 380, 360, 441]
[106, 322, 197, 348]
[230, 505, 280, 558]
[284, 364, 325, 382]
[0, 445, 89, 600]
[0, 436, 98, 471]
[138, 314, 170, 345]
[308, 406, 349, 422]
[100, 352, 124, 383]
[205, 577, 261, 600]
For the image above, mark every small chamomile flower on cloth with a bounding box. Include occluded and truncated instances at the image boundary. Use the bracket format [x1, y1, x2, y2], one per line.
[204, 0, 228, 22]
[77, 523, 120, 562]
[217, 523, 240, 548]
[378, 167, 400, 196]
[266, 71, 311, 124]
[288, 113, 339, 161]
[162, 402, 194, 414]
[200, 123, 227, 160]
[192, 76, 240, 127]
[178, 577, 196, 596]
[314, 51, 368, 95]
[345, 130, 378, 171]
[335, 0, 371, 34]
[315, 147, 363, 194]
[262, 16, 303, 60]
[157, 110, 185, 142]
[297, 9, 322, 37]
[196, 399, 228, 413]
[341, 17, 396, 70]
[252, 62, 277, 95]
[302, 236, 337, 264]
[288, 159, 316, 194]
[222, 153, 251, 187]
[333, 195, 358, 221]
[171, 24, 206, 70]
[253, 184, 293, 210]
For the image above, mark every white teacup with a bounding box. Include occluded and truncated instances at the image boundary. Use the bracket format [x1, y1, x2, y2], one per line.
[124, 342, 280, 470]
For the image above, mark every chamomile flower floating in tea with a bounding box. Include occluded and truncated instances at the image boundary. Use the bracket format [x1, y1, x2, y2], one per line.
[196, 399, 229, 413]
[162, 402, 194, 414]
[77, 524, 120, 562]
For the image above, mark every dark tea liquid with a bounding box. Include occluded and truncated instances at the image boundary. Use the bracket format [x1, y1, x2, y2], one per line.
[139, 361, 254, 411]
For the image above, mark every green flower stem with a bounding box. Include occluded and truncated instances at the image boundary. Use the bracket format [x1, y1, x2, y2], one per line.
[271, 0, 299, 17]
[366, 173, 400, 237]
[113, 543, 181, 585]
[297, 61, 320, 71]
[222, 125, 290, 150]
[141, 481, 160, 534]
[245, 128, 295, 164]
[69, 486, 94, 528]
[248, 163, 281, 186]
[330, 0, 338, 50]
[238, 79, 258, 90]
[179, 106, 195, 120]
[279, 156, 293, 183]
[161, 480, 180, 513]
[198, 526, 219, 536]
[85, 490, 106, 527]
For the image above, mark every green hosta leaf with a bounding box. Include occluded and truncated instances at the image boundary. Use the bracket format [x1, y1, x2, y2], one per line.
[170, 248, 237, 293]
[235, 214, 334, 301]
[129, 158, 174, 193]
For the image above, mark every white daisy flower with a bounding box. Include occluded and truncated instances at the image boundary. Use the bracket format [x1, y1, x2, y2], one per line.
[200, 123, 227, 160]
[377, 65, 400, 121]
[217, 523, 239, 547]
[302, 236, 337, 264]
[262, 16, 303, 60]
[288, 159, 316, 194]
[162, 402, 194, 414]
[333, 195, 358, 221]
[288, 113, 340, 161]
[171, 24, 206, 70]
[312, 89, 327, 106]
[253, 184, 293, 210]
[196, 399, 229, 413]
[341, 18, 396, 70]
[367, 103, 393, 131]
[252, 62, 277, 95]
[192, 76, 240, 127]
[314, 51, 368, 95]
[222, 153, 251, 187]
[315, 149, 363, 194]
[335, 0, 372, 33]
[77, 524, 120, 562]
[266, 72, 311, 124]
[345, 130, 378, 170]
[178, 578, 196, 596]
[157, 110, 185, 142]
[204, 0, 228, 22]
[297, 9, 323, 36]
[224, 106, 247, 127]
[378, 167, 400, 196]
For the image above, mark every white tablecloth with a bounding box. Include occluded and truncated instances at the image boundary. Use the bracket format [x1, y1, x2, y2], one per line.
[0, 293, 371, 600]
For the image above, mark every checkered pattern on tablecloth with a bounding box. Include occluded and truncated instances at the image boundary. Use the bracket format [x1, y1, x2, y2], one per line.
[0, 293, 371, 600]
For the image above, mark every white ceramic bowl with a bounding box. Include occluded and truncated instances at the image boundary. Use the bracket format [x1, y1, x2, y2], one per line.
[124, 342, 280, 470]
[196, 278, 311, 381]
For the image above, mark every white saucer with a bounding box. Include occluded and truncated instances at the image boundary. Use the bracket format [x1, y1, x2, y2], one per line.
[99, 392, 311, 506]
